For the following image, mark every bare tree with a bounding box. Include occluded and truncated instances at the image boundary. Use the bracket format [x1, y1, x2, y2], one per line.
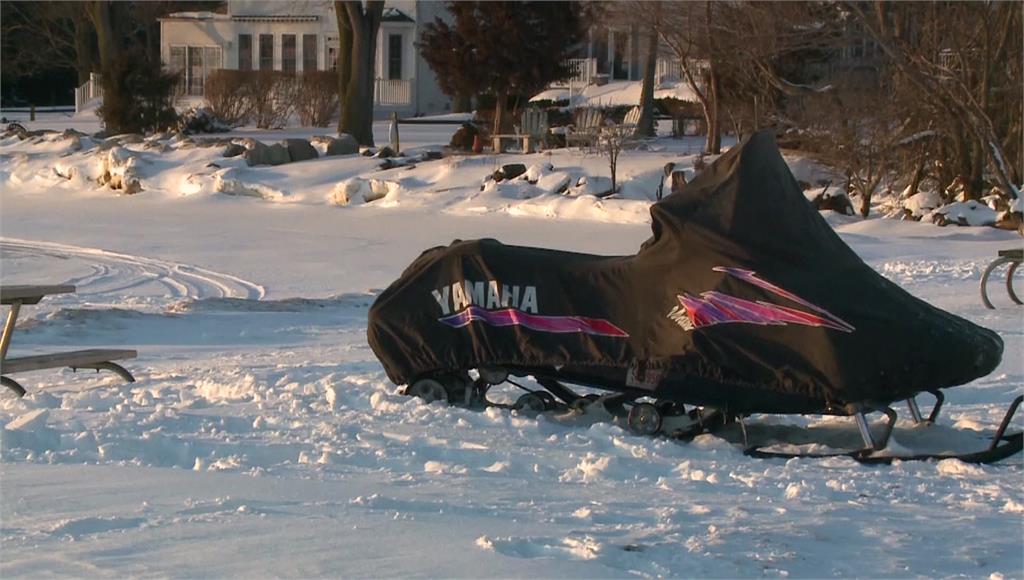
[597, 122, 635, 195]
[334, 0, 384, 146]
[844, 1, 1022, 200]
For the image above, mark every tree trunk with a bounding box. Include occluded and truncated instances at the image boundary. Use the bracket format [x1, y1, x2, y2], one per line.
[339, 1, 383, 145]
[636, 26, 658, 138]
[705, 62, 721, 154]
[85, 1, 114, 69]
[334, 1, 352, 134]
[908, 148, 926, 197]
[73, 8, 96, 84]
[493, 88, 509, 136]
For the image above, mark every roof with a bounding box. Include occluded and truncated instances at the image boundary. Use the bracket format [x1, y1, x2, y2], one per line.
[159, 11, 318, 23]
[231, 14, 319, 22]
[382, 8, 414, 23]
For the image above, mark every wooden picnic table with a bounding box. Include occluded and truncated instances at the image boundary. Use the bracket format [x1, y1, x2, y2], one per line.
[1, 284, 137, 397]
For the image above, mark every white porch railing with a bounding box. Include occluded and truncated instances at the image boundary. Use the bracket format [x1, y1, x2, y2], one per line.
[555, 58, 597, 87]
[74, 72, 103, 113]
[656, 57, 684, 84]
[374, 79, 412, 106]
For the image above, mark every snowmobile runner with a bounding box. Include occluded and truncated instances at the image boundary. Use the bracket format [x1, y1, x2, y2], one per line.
[367, 131, 1022, 464]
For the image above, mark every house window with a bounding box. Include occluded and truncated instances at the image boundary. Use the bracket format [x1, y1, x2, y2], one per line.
[169, 45, 222, 96]
[169, 46, 186, 95]
[259, 34, 274, 70]
[239, 34, 252, 70]
[282, 34, 296, 73]
[388, 34, 403, 80]
[303, 34, 318, 71]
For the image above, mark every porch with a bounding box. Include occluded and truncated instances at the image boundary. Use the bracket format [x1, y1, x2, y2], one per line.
[556, 56, 686, 88]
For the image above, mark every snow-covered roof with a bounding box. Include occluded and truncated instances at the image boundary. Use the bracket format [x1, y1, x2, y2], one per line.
[532, 80, 700, 107]
[382, 8, 414, 23]
[161, 11, 229, 21]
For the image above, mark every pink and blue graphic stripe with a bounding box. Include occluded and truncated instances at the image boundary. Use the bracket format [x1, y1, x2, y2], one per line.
[675, 267, 855, 333]
[439, 306, 629, 337]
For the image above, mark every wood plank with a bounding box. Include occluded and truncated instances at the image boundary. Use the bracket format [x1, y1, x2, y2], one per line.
[1, 285, 76, 305]
[2, 349, 136, 374]
[997, 249, 1022, 260]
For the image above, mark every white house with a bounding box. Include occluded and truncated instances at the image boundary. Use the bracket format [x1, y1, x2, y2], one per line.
[155, 0, 452, 118]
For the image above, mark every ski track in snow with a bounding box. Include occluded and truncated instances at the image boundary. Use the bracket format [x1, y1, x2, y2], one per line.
[0, 237, 265, 302]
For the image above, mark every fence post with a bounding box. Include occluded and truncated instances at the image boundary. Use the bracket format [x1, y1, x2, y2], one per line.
[30, 104, 36, 121]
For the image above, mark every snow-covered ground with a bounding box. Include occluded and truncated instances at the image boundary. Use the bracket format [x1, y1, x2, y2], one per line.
[1, 116, 1022, 578]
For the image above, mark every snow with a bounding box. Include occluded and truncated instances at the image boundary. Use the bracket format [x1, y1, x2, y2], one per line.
[1, 116, 1022, 578]
[928, 200, 999, 227]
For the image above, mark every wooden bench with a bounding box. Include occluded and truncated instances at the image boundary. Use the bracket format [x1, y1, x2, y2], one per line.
[980, 249, 1022, 309]
[1, 285, 137, 397]
[492, 108, 549, 154]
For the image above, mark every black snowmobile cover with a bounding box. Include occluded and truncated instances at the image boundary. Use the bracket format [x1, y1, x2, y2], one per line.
[367, 132, 1002, 414]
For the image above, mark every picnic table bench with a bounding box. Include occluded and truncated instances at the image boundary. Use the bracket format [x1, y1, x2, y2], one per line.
[980, 249, 1022, 309]
[1, 285, 137, 397]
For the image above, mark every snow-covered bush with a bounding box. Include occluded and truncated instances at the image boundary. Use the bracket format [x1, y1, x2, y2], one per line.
[177, 107, 230, 135]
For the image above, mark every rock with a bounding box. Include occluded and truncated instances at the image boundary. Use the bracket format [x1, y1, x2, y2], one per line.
[60, 128, 87, 140]
[282, 138, 318, 162]
[450, 123, 480, 151]
[378, 159, 416, 171]
[375, 146, 396, 158]
[244, 141, 291, 166]
[536, 171, 571, 194]
[325, 134, 359, 156]
[266, 143, 291, 165]
[493, 163, 527, 182]
[995, 210, 1023, 234]
[222, 143, 246, 158]
[569, 175, 614, 197]
[521, 163, 553, 183]
[421, 150, 444, 161]
[330, 177, 398, 205]
[142, 140, 168, 153]
[96, 146, 144, 194]
[361, 147, 377, 157]
[108, 133, 145, 145]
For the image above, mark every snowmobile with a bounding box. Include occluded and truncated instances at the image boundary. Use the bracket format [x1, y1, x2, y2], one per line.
[367, 131, 1022, 464]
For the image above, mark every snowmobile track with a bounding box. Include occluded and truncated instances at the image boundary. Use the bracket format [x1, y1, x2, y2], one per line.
[0, 237, 265, 301]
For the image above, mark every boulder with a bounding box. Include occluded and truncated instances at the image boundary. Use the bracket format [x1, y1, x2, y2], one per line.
[266, 143, 291, 165]
[96, 146, 144, 194]
[492, 163, 527, 182]
[222, 143, 246, 158]
[326, 134, 360, 156]
[244, 141, 291, 166]
[375, 146, 397, 158]
[282, 138, 318, 162]
[569, 175, 614, 198]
